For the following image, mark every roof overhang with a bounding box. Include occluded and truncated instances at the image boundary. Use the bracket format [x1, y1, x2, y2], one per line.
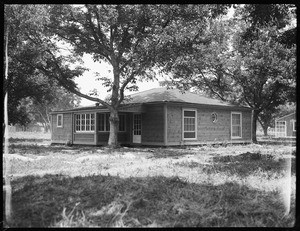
[151, 101, 252, 111]
[50, 103, 146, 114]
[275, 112, 296, 121]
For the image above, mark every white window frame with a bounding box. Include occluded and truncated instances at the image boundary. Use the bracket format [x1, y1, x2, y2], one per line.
[231, 112, 242, 139]
[75, 113, 95, 133]
[57, 114, 63, 128]
[275, 121, 286, 137]
[182, 108, 197, 140]
[292, 120, 296, 132]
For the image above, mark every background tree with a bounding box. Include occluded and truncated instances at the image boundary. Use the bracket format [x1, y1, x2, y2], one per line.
[162, 4, 296, 142]
[6, 4, 230, 147]
[258, 102, 296, 136]
[26, 86, 81, 132]
[4, 4, 52, 224]
[4, 5, 54, 126]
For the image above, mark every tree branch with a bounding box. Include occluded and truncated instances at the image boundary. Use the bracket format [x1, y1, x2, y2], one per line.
[85, 5, 112, 61]
[15, 55, 112, 110]
[198, 70, 227, 101]
[117, 66, 143, 107]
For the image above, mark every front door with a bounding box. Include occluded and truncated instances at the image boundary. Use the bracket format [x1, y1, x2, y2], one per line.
[133, 114, 142, 143]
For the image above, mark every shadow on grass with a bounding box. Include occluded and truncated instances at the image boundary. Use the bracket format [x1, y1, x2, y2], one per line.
[8, 138, 50, 143]
[146, 148, 194, 159]
[4, 174, 295, 228]
[8, 143, 109, 155]
[211, 152, 296, 176]
[176, 152, 296, 176]
[8, 144, 77, 155]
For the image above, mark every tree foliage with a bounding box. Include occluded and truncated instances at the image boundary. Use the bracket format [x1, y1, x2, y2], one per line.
[162, 4, 296, 141]
[5, 4, 230, 147]
[4, 5, 81, 127]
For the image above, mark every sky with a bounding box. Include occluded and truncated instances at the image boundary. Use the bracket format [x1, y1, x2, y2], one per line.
[75, 55, 166, 106]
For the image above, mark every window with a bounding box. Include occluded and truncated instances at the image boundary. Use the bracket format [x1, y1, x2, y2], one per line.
[98, 113, 126, 132]
[183, 109, 197, 139]
[275, 121, 286, 137]
[211, 112, 218, 123]
[133, 114, 141, 135]
[75, 113, 95, 132]
[231, 112, 242, 138]
[98, 113, 108, 131]
[119, 114, 126, 132]
[292, 120, 296, 132]
[57, 114, 63, 127]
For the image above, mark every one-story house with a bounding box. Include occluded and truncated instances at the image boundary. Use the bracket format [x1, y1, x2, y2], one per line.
[275, 112, 296, 138]
[50, 88, 253, 146]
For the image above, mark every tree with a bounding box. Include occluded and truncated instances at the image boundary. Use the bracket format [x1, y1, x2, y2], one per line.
[4, 5, 56, 126]
[235, 4, 296, 137]
[7, 4, 230, 147]
[160, 5, 296, 142]
[24, 85, 81, 132]
[258, 102, 296, 136]
[4, 4, 54, 223]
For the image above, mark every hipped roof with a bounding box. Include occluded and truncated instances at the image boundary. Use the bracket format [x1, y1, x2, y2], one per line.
[127, 88, 233, 106]
[50, 88, 251, 113]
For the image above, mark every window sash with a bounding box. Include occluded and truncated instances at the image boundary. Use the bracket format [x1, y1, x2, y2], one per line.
[75, 113, 95, 132]
[183, 110, 196, 139]
[98, 113, 126, 132]
[231, 113, 242, 138]
[57, 114, 63, 127]
[133, 114, 141, 135]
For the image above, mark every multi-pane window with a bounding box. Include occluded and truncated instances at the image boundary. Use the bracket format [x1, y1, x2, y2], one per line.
[231, 112, 242, 138]
[57, 114, 63, 127]
[75, 113, 95, 132]
[275, 121, 286, 137]
[133, 114, 141, 135]
[183, 109, 197, 139]
[98, 113, 126, 132]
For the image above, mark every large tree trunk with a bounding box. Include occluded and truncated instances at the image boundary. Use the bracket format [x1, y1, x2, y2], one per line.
[252, 110, 259, 143]
[108, 109, 119, 148]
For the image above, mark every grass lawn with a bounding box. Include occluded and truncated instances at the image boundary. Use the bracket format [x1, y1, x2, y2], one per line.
[3, 132, 296, 227]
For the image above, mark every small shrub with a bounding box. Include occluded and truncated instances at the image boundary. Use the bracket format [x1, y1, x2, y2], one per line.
[65, 140, 72, 147]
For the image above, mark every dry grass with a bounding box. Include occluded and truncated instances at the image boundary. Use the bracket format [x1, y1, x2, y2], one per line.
[3, 132, 296, 227]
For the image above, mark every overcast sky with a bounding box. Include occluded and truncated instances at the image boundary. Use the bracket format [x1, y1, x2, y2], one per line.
[75, 55, 165, 106]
